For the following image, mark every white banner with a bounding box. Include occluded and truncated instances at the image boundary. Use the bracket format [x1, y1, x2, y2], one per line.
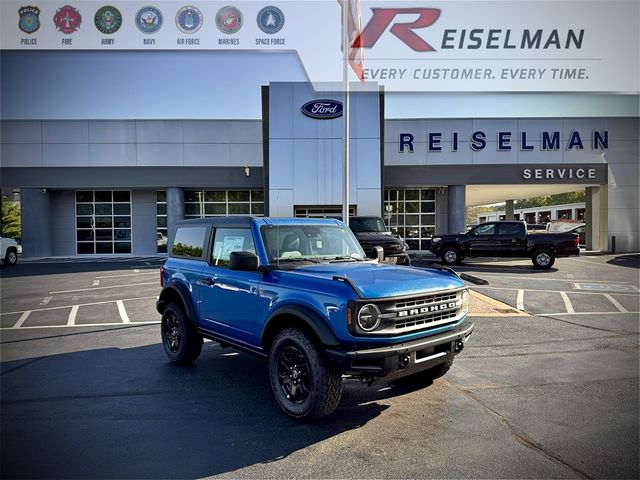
[1, 0, 638, 92]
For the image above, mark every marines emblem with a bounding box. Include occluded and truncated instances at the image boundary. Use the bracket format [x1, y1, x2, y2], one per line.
[176, 6, 203, 34]
[94, 6, 122, 34]
[136, 6, 162, 34]
[18, 6, 40, 34]
[257, 6, 284, 34]
[216, 6, 242, 34]
[54, 5, 82, 34]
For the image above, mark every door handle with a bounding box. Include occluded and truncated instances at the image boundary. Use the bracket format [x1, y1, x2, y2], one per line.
[199, 277, 216, 286]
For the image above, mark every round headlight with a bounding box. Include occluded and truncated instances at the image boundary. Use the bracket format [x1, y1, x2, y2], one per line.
[357, 304, 381, 332]
[461, 289, 470, 315]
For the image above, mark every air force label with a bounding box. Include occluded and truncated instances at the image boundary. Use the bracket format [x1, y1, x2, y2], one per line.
[136, 6, 162, 34]
[176, 6, 202, 34]
[18, 6, 40, 34]
[257, 6, 284, 34]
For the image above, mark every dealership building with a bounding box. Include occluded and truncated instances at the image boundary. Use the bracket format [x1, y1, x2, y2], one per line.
[1, 51, 638, 256]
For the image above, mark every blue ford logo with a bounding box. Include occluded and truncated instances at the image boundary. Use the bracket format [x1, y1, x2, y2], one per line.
[301, 100, 343, 119]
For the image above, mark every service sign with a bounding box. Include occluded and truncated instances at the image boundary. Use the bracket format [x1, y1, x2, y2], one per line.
[1, 0, 637, 93]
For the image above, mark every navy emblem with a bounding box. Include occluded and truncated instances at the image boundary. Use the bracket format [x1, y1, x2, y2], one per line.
[18, 6, 40, 34]
[94, 6, 122, 34]
[216, 6, 242, 34]
[136, 6, 162, 34]
[301, 100, 343, 120]
[257, 6, 284, 34]
[176, 6, 202, 34]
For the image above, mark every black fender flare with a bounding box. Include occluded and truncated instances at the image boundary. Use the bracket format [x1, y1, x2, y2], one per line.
[156, 283, 198, 326]
[261, 305, 340, 348]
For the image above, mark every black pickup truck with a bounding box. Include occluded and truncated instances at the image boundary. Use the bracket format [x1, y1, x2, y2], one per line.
[349, 216, 410, 265]
[429, 221, 580, 269]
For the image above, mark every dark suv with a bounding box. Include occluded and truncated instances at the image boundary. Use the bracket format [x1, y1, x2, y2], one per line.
[157, 217, 473, 419]
[349, 216, 410, 265]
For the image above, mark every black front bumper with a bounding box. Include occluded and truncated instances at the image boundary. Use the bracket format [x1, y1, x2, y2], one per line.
[326, 322, 474, 378]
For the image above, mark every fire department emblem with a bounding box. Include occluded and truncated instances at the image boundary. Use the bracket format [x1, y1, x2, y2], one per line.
[176, 6, 202, 34]
[216, 6, 242, 34]
[54, 5, 82, 34]
[94, 6, 122, 34]
[136, 6, 162, 34]
[18, 6, 40, 34]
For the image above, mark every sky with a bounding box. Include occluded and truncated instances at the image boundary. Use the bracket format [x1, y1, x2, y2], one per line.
[1, 50, 638, 120]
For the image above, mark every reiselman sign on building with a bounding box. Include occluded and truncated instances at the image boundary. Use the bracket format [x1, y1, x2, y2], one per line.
[398, 130, 608, 152]
[2, 0, 637, 93]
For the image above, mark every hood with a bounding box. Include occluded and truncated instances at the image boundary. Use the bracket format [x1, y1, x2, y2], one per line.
[287, 262, 464, 299]
[354, 231, 401, 242]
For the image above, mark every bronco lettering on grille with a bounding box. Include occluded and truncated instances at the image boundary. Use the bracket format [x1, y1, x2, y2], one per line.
[397, 302, 457, 317]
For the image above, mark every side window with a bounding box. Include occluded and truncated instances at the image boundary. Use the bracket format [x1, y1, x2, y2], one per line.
[498, 223, 523, 236]
[172, 227, 206, 258]
[471, 224, 496, 236]
[211, 228, 256, 268]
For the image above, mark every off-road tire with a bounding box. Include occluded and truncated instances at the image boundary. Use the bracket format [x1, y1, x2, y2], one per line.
[269, 327, 343, 420]
[441, 247, 462, 266]
[532, 249, 555, 269]
[3, 248, 17, 266]
[161, 303, 203, 365]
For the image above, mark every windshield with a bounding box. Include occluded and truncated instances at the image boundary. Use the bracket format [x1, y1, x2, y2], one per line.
[261, 225, 366, 263]
[349, 217, 386, 233]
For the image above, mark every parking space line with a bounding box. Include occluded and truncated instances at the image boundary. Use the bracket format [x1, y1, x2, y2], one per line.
[12, 311, 31, 329]
[536, 311, 639, 316]
[96, 272, 157, 279]
[473, 286, 639, 297]
[0, 321, 160, 331]
[559, 292, 575, 314]
[516, 290, 524, 310]
[463, 273, 635, 286]
[116, 300, 130, 323]
[50, 282, 156, 294]
[0, 296, 156, 317]
[603, 294, 629, 313]
[67, 306, 78, 326]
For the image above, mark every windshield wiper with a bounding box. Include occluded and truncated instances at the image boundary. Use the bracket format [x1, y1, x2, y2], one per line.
[324, 256, 365, 263]
[275, 257, 321, 264]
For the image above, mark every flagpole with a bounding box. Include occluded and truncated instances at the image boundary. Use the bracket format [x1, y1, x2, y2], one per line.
[341, 0, 350, 224]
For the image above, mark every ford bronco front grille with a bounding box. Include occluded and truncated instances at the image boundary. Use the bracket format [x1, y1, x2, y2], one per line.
[375, 289, 465, 335]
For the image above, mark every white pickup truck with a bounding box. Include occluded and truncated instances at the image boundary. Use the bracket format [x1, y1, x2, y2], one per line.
[1, 237, 20, 266]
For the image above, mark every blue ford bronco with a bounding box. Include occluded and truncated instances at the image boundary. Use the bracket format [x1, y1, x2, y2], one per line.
[157, 217, 473, 419]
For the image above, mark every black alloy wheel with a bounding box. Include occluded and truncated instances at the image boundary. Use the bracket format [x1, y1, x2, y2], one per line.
[277, 345, 311, 404]
[160, 303, 203, 365]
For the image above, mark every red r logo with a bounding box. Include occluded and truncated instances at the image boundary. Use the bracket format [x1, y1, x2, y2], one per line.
[352, 8, 441, 51]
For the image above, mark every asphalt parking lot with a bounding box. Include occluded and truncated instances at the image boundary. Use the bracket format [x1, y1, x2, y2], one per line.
[1, 255, 638, 478]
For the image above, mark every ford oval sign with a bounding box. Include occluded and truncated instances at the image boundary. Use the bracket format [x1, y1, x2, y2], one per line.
[301, 100, 343, 119]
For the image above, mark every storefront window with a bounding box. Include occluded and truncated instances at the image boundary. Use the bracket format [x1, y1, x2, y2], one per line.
[157, 191, 168, 253]
[184, 190, 264, 220]
[384, 188, 436, 250]
[76, 190, 132, 254]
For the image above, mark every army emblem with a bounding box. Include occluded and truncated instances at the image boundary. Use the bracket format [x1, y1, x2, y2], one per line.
[18, 6, 40, 34]
[94, 6, 122, 34]
[176, 6, 203, 34]
[136, 6, 162, 34]
[257, 6, 284, 34]
[216, 6, 242, 34]
[54, 5, 82, 34]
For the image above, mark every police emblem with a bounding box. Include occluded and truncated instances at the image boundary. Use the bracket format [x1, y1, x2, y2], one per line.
[54, 5, 82, 34]
[216, 6, 242, 34]
[94, 6, 122, 34]
[18, 6, 40, 34]
[136, 6, 162, 34]
[176, 6, 203, 34]
[257, 6, 284, 34]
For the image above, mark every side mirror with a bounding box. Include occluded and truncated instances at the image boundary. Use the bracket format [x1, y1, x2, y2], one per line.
[373, 246, 384, 263]
[230, 251, 259, 271]
[390, 227, 398, 234]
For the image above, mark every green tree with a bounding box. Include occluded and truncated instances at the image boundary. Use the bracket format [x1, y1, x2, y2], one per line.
[466, 205, 494, 225]
[1, 201, 21, 238]
[515, 190, 585, 209]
